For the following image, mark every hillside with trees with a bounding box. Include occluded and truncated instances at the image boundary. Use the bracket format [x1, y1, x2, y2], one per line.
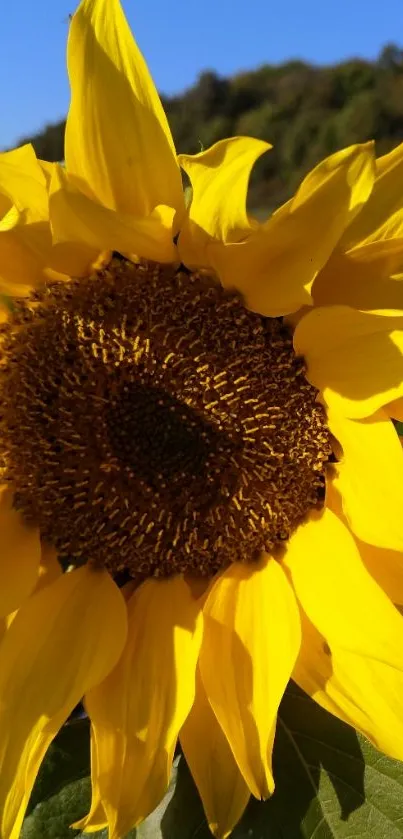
[14, 43, 403, 213]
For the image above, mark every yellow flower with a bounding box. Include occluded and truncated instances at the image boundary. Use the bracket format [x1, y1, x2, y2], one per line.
[1, 1, 403, 839]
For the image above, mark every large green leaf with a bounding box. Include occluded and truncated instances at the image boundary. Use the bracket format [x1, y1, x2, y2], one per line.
[22, 684, 403, 838]
[22, 778, 91, 839]
[230, 682, 403, 838]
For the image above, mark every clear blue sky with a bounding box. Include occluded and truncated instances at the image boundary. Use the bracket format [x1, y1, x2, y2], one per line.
[1, 0, 403, 150]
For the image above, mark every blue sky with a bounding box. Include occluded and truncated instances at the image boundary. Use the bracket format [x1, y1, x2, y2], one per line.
[1, 0, 403, 150]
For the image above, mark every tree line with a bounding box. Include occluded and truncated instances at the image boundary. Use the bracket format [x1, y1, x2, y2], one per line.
[15, 43, 403, 213]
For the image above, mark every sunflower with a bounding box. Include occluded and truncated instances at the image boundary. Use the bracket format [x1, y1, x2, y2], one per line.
[1, 1, 403, 838]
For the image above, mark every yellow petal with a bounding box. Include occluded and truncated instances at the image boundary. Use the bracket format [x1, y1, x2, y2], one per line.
[0, 609, 17, 648]
[291, 141, 374, 221]
[82, 575, 203, 839]
[361, 207, 403, 243]
[36, 543, 62, 592]
[0, 542, 63, 646]
[0, 486, 41, 618]
[0, 543, 62, 646]
[294, 305, 403, 418]
[0, 204, 18, 232]
[0, 212, 69, 294]
[178, 137, 270, 267]
[284, 506, 403, 759]
[72, 728, 107, 833]
[38, 158, 56, 186]
[66, 0, 184, 218]
[0, 150, 71, 290]
[207, 142, 375, 317]
[0, 145, 48, 221]
[0, 145, 57, 292]
[326, 480, 403, 605]
[328, 408, 403, 552]
[312, 239, 403, 309]
[0, 213, 55, 293]
[49, 164, 176, 265]
[0, 230, 42, 294]
[354, 540, 403, 606]
[341, 140, 403, 249]
[180, 668, 250, 839]
[199, 557, 300, 799]
[376, 141, 403, 175]
[0, 616, 12, 648]
[0, 565, 127, 839]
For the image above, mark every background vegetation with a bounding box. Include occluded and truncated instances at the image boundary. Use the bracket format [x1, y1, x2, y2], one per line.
[16, 42, 403, 213]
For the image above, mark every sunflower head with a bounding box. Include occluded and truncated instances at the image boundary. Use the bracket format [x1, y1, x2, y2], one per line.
[0, 256, 330, 580]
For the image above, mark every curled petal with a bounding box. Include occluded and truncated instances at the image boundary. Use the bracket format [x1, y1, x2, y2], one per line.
[209, 142, 375, 317]
[199, 557, 300, 799]
[312, 239, 403, 309]
[342, 140, 403, 249]
[178, 136, 270, 267]
[326, 480, 403, 605]
[328, 408, 403, 552]
[0, 486, 40, 618]
[66, 0, 184, 219]
[285, 507, 403, 759]
[82, 575, 203, 839]
[0, 146, 58, 291]
[0, 566, 127, 839]
[294, 305, 403, 418]
[180, 669, 250, 839]
[49, 164, 176, 267]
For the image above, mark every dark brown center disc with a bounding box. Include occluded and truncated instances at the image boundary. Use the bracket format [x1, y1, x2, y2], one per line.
[0, 259, 331, 578]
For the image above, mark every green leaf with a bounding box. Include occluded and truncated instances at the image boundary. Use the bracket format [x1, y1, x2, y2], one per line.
[76, 827, 136, 839]
[394, 420, 403, 437]
[230, 682, 403, 838]
[135, 756, 211, 839]
[22, 778, 91, 839]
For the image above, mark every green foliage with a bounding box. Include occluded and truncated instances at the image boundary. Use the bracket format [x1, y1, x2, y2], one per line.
[395, 420, 403, 436]
[14, 43, 403, 213]
[22, 778, 91, 839]
[22, 684, 403, 838]
[247, 682, 403, 839]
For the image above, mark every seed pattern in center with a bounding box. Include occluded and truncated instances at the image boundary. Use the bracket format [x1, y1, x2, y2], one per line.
[0, 259, 331, 578]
